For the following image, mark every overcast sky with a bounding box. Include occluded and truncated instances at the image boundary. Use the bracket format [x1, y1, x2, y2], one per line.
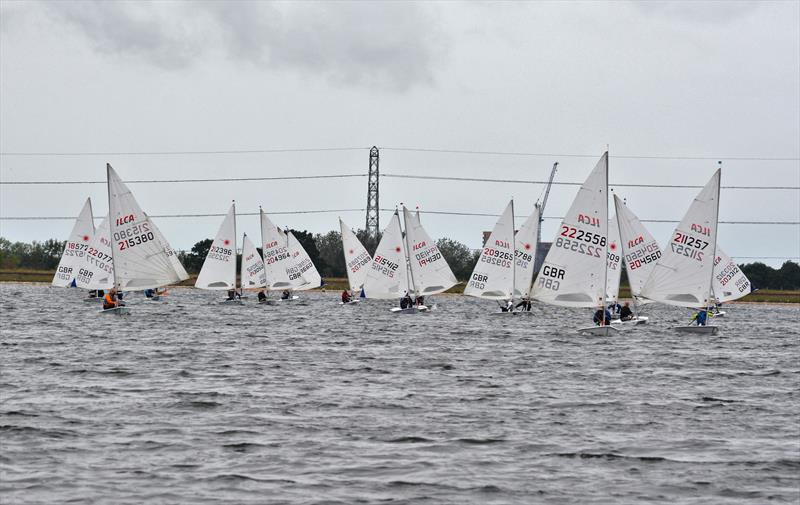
[1, 0, 798, 266]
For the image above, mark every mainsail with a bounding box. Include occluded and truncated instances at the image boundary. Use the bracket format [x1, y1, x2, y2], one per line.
[195, 203, 237, 290]
[240, 233, 267, 289]
[286, 231, 322, 291]
[402, 206, 457, 296]
[75, 215, 114, 290]
[532, 152, 609, 307]
[107, 164, 188, 290]
[513, 205, 541, 298]
[53, 198, 95, 287]
[259, 209, 292, 290]
[612, 194, 661, 302]
[465, 200, 515, 300]
[712, 249, 752, 302]
[606, 215, 622, 302]
[640, 169, 721, 307]
[339, 218, 371, 293]
[363, 211, 408, 299]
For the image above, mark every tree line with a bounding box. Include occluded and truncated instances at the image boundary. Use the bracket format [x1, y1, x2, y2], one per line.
[1, 235, 798, 290]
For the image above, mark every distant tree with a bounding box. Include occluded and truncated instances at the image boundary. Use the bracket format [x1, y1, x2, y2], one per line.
[287, 229, 326, 276]
[776, 261, 800, 290]
[315, 230, 346, 277]
[183, 238, 213, 273]
[355, 228, 381, 256]
[436, 238, 478, 282]
[0, 238, 19, 269]
[739, 262, 774, 290]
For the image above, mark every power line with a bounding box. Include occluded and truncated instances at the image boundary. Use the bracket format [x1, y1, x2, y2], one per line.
[0, 147, 367, 156]
[383, 174, 800, 190]
[0, 145, 797, 161]
[0, 174, 365, 185]
[380, 147, 800, 161]
[2, 172, 797, 190]
[1, 209, 797, 225]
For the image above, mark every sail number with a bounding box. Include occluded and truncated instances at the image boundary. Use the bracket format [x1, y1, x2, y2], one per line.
[672, 232, 709, 250]
[372, 255, 399, 278]
[347, 251, 371, 273]
[560, 226, 606, 246]
[481, 247, 513, 268]
[63, 242, 89, 258]
[554, 237, 603, 258]
[118, 231, 155, 251]
[208, 245, 232, 262]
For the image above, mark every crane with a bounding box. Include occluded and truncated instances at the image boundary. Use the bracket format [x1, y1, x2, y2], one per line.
[536, 162, 559, 248]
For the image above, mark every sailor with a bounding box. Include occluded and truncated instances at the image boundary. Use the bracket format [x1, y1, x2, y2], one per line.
[608, 301, 622, 315]
[103, 288, 124, 310]
[619, 302, 634, 321]
[691, 308, 708, 326]
[281, 289, 291, 300]
[257, 290, 267, 302]
[144, 288, 155, 299]
[226, 289, 241, 301]
[515, 297, 532, 311]
[593, 307, 612, 326]
[341, 290, 352, 303]
[400, 292, 413, 309]
[415, 295, 425, 306]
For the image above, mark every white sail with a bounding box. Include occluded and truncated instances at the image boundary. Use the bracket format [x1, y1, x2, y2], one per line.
[640, 169, 721, 308]
[606, 215, 622, 302]
[339, 218, 371, 292]
[107, 164, 187, 290]
[402, 206, 457, 296]
[532, 152, 609, 308]
[363, 212, 408, 299]
[465, 200, 515, 300]
[514, 205, 541, 298]
[195, 203, 237, 290]
[149, 219, 189, 282]
[259, 209, 292, 290]
[613, 195, 662, 301]
[713, 248, 752, 302]
[240, 233, 267, 289]
[75, 215, 114, 290]
[286, 231, 322, 291]
[53, 198, 95, 287]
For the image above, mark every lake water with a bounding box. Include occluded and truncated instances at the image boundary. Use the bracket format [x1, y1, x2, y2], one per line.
[1, 283, 798, 504]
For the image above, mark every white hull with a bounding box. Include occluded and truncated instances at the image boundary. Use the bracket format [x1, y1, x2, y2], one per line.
[577, 325, 619, 336]
[711, 311, 726, 318]
[100, 306, 130, 316]
[391, 304, 429, 314]
[221, 299, 243, 305]
[280, 295, 300, 302]
[611, 316, 649, 326]
[675, 325, 719, 335]
[340, 299, 360, 305]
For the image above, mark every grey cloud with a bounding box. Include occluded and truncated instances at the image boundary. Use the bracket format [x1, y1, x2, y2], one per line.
[42, 1, 444, 92]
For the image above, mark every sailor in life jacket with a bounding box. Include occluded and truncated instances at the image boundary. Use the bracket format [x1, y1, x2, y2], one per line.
[103, 288, 124, 310]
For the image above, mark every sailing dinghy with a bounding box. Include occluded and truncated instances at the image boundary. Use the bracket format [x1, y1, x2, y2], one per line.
[240, 232, 267, 295]
[286, 230, 322, 297]
[195, 203, 242, 304]
[259, 209, 293, 304]
[363, 211, 411, 309]
[53, 198, 96, 292]
[532, 152, 618, 336]
[709, 249, 752, 317]
[104, 163, 188, 314]
[339, 218, 371, 305]
[75, 214, 115, 303]
[640, 169, 722, 334]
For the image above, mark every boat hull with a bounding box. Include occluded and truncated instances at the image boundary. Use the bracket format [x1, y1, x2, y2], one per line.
[577, 325, 619, 336]
[390, 304, 429, 314]
[611, 316, 649, 326]
[675, 325, 719, 335]
[100, 306, 130, 316]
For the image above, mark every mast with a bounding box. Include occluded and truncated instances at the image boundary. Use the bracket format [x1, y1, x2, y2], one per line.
[401, 208, 417, 298]
[232, 200, 238, 293]
[106, 163, 118, 291]
[259, 206, 266, 292]
[706, 166, 722, 317]
[510, 199, 515, 307]
[601, 152, 609, 324]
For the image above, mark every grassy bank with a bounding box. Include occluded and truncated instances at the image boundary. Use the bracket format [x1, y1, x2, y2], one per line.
[3, 270, 798, 303]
